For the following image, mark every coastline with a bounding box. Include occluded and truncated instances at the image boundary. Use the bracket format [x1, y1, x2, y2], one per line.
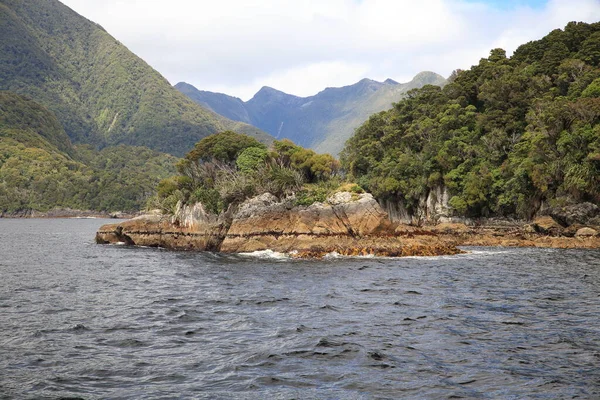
[1, 209, 140, 219]
[95, 192, 600, 258]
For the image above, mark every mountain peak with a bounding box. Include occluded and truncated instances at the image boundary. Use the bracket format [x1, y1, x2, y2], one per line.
[384, 78, 399, 85]
[249, 86, 299, 104]
[411, 71, 447, 86]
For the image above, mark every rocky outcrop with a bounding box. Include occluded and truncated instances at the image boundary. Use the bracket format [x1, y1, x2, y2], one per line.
[96, 204, 228, 250]
[547, 203, 600, 226]
[381, 185, 461, 224]
[575, 227, 598, 238]
[529, 216, 564, 236]
[220, 192, 407, 254]
[96, 192, 600, 257]
[96, 192, 461, 257]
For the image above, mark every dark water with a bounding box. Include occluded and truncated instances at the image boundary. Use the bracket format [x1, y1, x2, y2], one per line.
[1, 219, 600, 399]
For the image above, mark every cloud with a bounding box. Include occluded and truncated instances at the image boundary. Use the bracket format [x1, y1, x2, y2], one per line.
[61, 0, 600, 100]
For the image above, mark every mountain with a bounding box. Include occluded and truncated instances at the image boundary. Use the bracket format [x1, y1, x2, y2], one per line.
[342, 21, 600, 220]
[0, 90, 178, 213]
[176, 71, 447, 155]
[0, 0, 271, 156]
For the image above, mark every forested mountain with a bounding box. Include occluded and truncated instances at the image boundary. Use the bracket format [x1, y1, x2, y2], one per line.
[176, 71, 446, 155]
[0, 0, 271, 156]
[0, 91, 178, 213]
[342, 22, 600, 219]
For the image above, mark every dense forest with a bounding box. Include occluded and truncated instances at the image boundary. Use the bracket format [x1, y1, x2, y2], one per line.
[0, 0, 270, 156]
[0, 0, 275, 214]
[0, 91, 177, 213]
[342, 21, 600, 219]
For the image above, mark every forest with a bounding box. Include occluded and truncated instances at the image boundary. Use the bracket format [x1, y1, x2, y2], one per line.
[341, 22, 600, 219]
[0, 91, 177, 213]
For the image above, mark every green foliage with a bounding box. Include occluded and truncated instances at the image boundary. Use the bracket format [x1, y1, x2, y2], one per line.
[582, 78, 600, 98]
[0, 92, 177, 213]
[259, 162, 305, 198]
[294, 178, 343, 207]
[0, 0, 271, 156]
[189, 187, 224, 215]
[273, 139, 340, 182]
[342, 22, 600, 218]
[160, 133, 349, 213]
[186, 131, 266, 164]
[236, 147, 269, 173]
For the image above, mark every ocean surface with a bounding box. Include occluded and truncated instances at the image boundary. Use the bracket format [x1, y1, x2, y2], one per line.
[0, 218, 599, 399]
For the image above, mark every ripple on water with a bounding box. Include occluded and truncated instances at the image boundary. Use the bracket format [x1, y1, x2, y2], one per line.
[0, 220, 599, 399]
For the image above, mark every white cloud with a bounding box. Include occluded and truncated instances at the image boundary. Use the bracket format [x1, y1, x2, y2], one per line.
[61, 0, 600, 100]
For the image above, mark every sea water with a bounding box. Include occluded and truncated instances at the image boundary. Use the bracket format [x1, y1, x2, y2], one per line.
[1, 219, 599, 399]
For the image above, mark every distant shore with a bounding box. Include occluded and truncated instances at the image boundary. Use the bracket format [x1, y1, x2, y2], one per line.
[0, 209, 139, 219]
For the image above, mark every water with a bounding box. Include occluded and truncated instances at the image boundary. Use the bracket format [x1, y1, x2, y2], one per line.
[1, 219, 600, 399]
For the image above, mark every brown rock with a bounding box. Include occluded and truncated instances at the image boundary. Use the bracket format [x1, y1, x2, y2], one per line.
[575, 227, 598, 238]
[220, 192, 396, 253]
[531, 216, 564, 236]
[429, 223, 471, 234]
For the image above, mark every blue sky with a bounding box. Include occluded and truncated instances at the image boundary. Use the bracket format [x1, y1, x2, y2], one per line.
[62, 0, 600, 99]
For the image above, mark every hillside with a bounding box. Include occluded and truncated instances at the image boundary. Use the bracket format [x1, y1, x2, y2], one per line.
[0, 91, 178, 213]
[342, 22, 600, 220]
[176, 71, 447, 155]
[0, 0, 271, 156]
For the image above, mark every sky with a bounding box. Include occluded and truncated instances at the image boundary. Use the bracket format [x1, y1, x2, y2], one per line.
[60, 0, 600, 101]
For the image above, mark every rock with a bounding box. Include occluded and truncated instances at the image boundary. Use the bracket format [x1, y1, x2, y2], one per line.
[425, 185, 451, 222]
[96, 202, 227, 250]
[220, 192, 396, 253]
[429, 223, 470, 234]
[95, 192, 600, 257]
[326, 191, 353, 205]
[531, 216, 564, 236]
[575, 227, 598, 238]
[563, 224, 585, 237]
[548, 203, 599, 226]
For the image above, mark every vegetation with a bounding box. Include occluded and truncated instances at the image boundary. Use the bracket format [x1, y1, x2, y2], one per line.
[153, 133, 342, 214]
[342, 22, 600, 219]
[0, 0, 271, 156]
[0, 92, 177, 213]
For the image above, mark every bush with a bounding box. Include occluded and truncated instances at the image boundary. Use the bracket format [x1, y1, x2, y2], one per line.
[294, 178, 342, 206]
[236, 147, 269, 173]
[258, 163, 305, 197]
[216, 168, 258, 205]
[189, 187, 224, 215]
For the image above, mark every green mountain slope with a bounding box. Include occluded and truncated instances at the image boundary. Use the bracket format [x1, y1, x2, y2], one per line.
[342, 22, 600, 219]
[0, 91, 178, 212]
[176, 72, 447, 155]
[0, 0, 271, 156]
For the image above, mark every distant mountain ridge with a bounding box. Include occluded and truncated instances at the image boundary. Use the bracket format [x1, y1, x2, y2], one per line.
[0, 0, 271, 156]
[176, 71, 447, 155]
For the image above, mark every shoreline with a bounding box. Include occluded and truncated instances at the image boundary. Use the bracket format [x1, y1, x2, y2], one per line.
[0, 210, 140, 219]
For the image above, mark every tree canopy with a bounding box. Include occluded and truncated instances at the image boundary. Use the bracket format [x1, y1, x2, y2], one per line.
[342, 22, 600, 218]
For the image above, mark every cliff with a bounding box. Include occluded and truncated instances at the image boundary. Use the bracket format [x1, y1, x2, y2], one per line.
[96, 192, 462, 257]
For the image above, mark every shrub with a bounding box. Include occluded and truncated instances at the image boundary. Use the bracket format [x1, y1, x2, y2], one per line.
[189, 187, 224, 215]
[259, 162, 305, 197]
[216, 168, 258, 205]
[236, 147, 269, 173]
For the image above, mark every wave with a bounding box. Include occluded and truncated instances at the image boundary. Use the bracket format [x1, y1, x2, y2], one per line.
[238, 249, 291, 260]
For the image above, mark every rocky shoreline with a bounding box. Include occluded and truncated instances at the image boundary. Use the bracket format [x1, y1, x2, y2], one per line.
[96, 192, 600, 258]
